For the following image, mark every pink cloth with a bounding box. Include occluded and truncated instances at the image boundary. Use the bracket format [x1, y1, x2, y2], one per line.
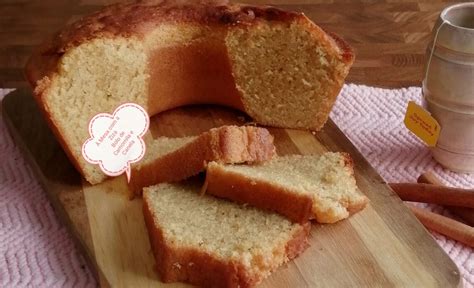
[1, 85, 473, 287]
[332, 84, 474, 287]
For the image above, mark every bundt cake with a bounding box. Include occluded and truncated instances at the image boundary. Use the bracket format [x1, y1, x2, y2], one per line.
[25, 0, 354, 184]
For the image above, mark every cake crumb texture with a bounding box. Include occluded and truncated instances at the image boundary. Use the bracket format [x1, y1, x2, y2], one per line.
[143, 182, 310, 287]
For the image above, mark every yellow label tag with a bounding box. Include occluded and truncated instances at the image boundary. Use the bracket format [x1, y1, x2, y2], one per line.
[404, 101, 441, 147]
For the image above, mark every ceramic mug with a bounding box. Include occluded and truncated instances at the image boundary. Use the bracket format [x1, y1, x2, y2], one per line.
[422, 3, 474, 173]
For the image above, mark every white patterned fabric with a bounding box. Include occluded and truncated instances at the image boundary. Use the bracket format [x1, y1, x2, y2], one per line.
[1, 86, 473, 287]
[332, 84, 473, 288]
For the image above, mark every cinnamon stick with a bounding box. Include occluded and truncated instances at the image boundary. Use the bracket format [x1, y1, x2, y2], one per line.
[389, 182, 474, 209]
[417, 172, 443, 186]
[418, 171, 474, 226]
[408, 205, 474, 247]
[444, 207, 474, 227]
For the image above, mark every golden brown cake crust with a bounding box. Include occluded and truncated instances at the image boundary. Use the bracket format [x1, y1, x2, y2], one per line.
[128, 125, 275, 195]
[50, 0, 301, 52]
[339, 152, 370, 216]
[25, 0, 301, 84]
[324, 31, 354, 65]
[143, 198, 311, 288]
[25, 0, 353, 88]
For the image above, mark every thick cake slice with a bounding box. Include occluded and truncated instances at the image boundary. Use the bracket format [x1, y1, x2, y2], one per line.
[204, 153, 369, 224]
[143, 182, 310, 288]
[128, 125, 275, 194]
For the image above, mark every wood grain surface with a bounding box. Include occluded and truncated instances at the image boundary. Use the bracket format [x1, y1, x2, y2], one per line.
[0, 0, 463, 88]
[2, 88, 462, 287]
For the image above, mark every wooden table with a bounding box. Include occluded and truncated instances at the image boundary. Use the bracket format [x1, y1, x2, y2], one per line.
[0, 0, 462, 88]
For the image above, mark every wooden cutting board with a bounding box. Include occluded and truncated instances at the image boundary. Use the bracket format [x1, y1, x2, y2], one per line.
[2, 89, 461, 288]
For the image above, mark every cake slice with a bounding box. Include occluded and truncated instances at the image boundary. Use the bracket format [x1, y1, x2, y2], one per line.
[204, 153, 369, 224]
[128, 125, 275, 194]
[143, 182, 310, 288]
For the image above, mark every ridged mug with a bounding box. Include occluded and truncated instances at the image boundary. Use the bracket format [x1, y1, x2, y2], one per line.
[422, 3, 474, 173]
